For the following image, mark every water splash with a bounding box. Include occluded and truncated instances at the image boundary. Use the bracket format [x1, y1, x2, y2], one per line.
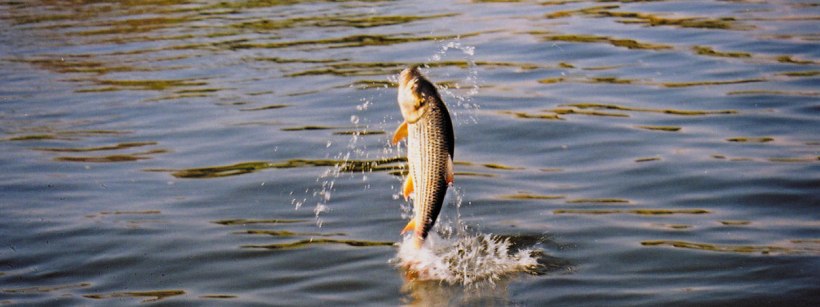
[394, 232, 540, 287]
[392, 187, 542, 287]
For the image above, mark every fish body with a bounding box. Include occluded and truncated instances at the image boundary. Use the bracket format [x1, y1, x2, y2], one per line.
[392, 66, 455, 249]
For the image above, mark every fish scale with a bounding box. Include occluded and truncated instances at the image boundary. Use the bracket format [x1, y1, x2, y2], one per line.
[407, 102, 452, 240]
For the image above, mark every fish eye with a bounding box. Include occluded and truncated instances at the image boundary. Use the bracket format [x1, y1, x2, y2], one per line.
[417, 95, 427, 107]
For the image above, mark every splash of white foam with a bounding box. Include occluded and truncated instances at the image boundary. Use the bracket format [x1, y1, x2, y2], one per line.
[394, 232, 539, 287]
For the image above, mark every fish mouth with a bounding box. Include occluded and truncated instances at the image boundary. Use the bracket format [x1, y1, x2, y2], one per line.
[398, 65, 429, 124]
[397, 67, 428, 123]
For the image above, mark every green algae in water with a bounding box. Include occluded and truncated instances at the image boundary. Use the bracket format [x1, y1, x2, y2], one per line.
[692, 45, 751, 58]
[768, 157, 820, 163]
[55, 154, 146, 163]
[2, 282, 90, 294]
[243, 238, 394, 250]
[213, 219, 304, 226]
[54, 149, 167, 163]
[776, 55, 816, 65]
[720, 220, 751, 226]
[232, 14, 457, 31]
[635, 157, 661, 163]
[641, 240, 805, 255]
[100, 210, 161, 215]
[726, 90, 820, 97]
[500, 193, 565, 200]
[536, 33, 672, 50]
[332, 130, 386, 136]
[223, 33, 476, 50]
[551, 107, 630, 118]
[565, 103, 737, 116]
[238, 229, 344, 237]
[538, 77, 566, 84]
[651, 223, 693, 230]
[587, 76, 635, 84]
[88, 79, 208, 91]
[554, 209, 710, 215]
[34, 141, 157, 152]
[350, 79, 458, 90]
[779, 71, 820, 77]
[282, 59, 541, 79]
[281, 126, 337, 131]
[637, 125, 681, 132]
[8, 129, 132, 141]
[454, 171, 496, 178]
[483, 163, 524, 170]
[84, 290, 185, 303]
[726, 137, 774, 143]
[566, 198, 630, 204]
[203, 0, 391, 11]
[161, 157, 406, 178]
[12, 57, 154, 75]
[239, 104, 289, 111]
[201, 295, 237, 299]
[660, 79, 765, 88]
[350, 80, 397, 89]
[8, 134, 58, 141]
[547, 6, 745, 30]
[499, 111, 563, 120]
[71, 16, 197, 36]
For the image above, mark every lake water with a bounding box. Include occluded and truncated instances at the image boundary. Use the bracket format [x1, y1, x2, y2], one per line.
[1, 0, 819, 305]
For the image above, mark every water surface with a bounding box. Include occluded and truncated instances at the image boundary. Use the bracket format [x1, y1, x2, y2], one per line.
[1, 0, 819, 305]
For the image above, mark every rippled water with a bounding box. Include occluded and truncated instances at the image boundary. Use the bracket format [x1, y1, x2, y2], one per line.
[1, 0, 819, 305]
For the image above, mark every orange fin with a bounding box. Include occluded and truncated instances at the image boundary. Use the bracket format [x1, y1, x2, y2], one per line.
[402, 175, 414, 200]
[391, 121, 408, 145]
[446, 155, 454, 185]
[401, 219, 415, 235]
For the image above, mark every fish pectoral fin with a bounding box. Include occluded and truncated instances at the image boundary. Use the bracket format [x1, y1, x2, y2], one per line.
[401, 219, 415, 235]
[446, 155, 454, 185]
[391, 121, 408, 145]
[402, 175, 414, 200]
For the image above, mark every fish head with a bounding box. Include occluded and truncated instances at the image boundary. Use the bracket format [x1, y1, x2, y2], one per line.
[397, 66, 430, 123]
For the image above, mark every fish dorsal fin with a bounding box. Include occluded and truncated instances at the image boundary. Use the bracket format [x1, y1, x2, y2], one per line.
[391, 121, 408, 145]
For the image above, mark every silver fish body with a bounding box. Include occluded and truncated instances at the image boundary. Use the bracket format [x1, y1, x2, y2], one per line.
[392, 66, 455, 248]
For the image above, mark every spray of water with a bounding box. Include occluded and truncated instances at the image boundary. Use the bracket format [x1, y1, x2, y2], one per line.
[391, 186, 541, 287]
[427, 40, 482, 125]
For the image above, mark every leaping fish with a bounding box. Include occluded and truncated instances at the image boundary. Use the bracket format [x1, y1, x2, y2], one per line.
[391, 66, 455, 249]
